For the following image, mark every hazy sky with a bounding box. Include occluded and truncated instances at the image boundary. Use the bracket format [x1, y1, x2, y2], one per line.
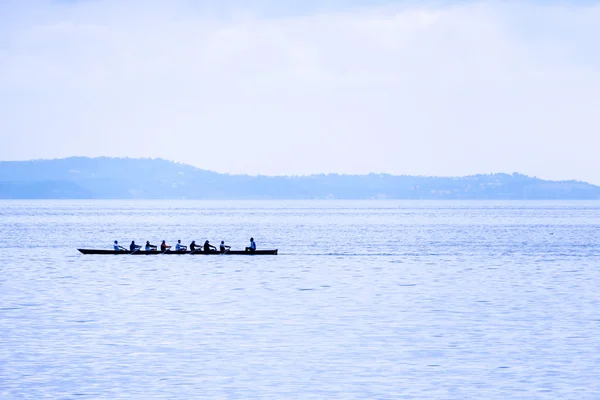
[1, 0, 599, 182]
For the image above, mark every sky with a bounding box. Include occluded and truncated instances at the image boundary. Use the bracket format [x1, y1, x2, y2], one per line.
[1, 0, 599, 183]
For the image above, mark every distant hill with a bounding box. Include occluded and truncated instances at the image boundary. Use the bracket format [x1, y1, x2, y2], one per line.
[0, 157, 598, 199]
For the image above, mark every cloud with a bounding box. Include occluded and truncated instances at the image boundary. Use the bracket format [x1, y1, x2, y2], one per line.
[1, 0, 599, 183]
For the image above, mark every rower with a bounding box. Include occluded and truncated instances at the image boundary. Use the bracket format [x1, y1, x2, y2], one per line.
[130, 241, 141, 252]
[189, 240, 198, 252]
[245, 237, 256, 252]
[160, 240, 171, 252]
[219, 241, 231, 252]
[114, 240, 127, 251]
[145, 241, 157, 251]
[175, 240, 187, 251]
[204, 240, 217, 252]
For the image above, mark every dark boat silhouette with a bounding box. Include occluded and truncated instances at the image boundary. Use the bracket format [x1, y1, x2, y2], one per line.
[78, 249, 278, 255]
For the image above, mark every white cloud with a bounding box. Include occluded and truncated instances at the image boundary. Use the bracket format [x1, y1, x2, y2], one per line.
[1, 1, 599, 183]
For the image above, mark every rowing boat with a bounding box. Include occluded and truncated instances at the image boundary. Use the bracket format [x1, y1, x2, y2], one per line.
[78, 249, 278, 255]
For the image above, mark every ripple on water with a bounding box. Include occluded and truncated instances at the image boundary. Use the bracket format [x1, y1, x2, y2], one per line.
[1, 200, 600, 399]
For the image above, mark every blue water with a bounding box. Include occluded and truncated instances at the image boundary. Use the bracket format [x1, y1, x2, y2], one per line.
[1, 200, 599, 399]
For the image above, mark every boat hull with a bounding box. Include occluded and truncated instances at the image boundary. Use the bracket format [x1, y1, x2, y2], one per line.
[78, 249, 278, 255]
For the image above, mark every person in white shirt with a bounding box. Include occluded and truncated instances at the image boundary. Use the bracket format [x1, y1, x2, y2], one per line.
[219, 241, 231, 252]
[175, 240, 187, 251]
[113, 240, 126, 251]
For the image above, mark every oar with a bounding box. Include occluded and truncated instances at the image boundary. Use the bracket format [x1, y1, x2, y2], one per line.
[221, 247, 230, 255]
[190, 247, 202, 255]
[130, 246, 141, 255]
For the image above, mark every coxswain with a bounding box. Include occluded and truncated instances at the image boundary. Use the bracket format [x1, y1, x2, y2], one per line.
[114, 240, 127, 251]
[160, 240, 171, 252]
[245, 237, 256, 252]
[204, 240, 217, 252]
[145, 241, 157, 251]
[175, 240, 187, 251]
[219, 241, 231, 252]
[130, 241, 141, 252]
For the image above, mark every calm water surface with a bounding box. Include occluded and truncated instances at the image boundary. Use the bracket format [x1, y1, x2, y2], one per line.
[1, 200, 599, 399]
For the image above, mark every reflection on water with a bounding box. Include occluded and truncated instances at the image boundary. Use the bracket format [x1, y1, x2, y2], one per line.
[1, 200, 599, 399]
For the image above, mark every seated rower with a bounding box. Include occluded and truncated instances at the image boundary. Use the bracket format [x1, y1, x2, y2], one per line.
[175, 240, 187, 251]
[245, 237, 256, 252]
[130, 240, 142, 252]
[145, 241, 157, 251]
[160, 240, 171, 252]
[114, 240, 127, 251]
[219, 241, 231, 252]
[204, 240, 217, 252]
[189, 240, 199, 252]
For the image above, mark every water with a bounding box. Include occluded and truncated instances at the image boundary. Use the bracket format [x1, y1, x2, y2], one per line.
[1, 200, 599, 399]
